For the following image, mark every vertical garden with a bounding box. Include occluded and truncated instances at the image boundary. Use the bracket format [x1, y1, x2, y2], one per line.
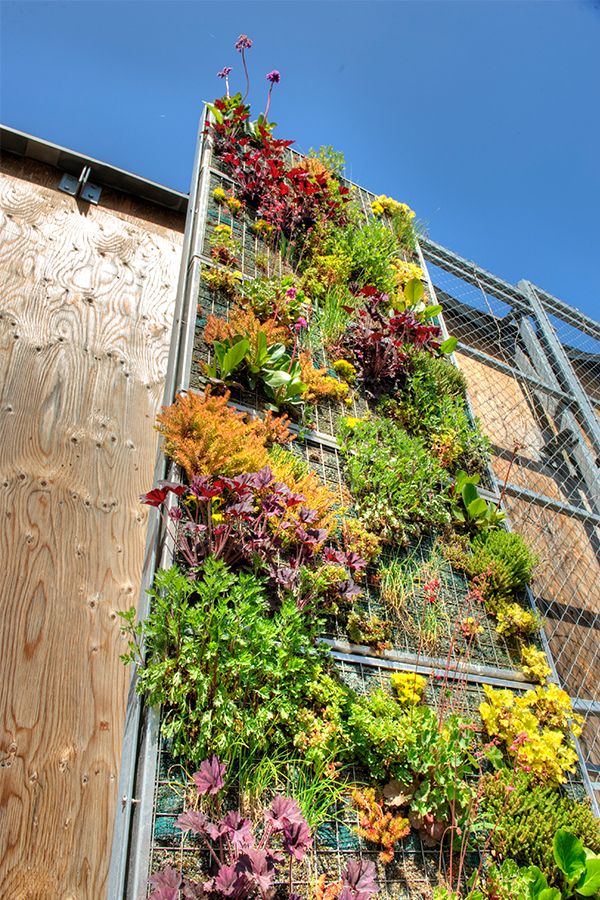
[120, 37, 600, 900]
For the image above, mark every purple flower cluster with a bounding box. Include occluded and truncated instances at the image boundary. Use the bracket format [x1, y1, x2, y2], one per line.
[235, 34, 253, 51]
[266, 70, 280, 84]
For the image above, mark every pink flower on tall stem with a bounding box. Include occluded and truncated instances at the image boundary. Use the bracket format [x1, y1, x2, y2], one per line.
[235, 34, 253, 100]
[217, 66, 232, 98]
[264, 70, 280, 120]
[293, 316, 308, 333]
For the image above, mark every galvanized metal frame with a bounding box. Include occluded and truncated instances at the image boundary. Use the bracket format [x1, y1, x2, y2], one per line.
[421, 236, 600, 342]
[107, 111, 213, 899]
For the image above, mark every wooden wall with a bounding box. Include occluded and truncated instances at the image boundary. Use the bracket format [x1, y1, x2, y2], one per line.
[0, 154, 184, 898]
[456, 350, 600, 761]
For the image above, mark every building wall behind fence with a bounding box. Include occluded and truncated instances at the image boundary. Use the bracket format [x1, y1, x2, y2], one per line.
[0, 153, 184, 898]
[428, 261, 600, 810]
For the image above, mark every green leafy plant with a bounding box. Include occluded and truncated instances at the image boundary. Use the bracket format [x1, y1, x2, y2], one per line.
[548, 829, 600, 897]
[379, 357, 490, 474]
[471, 530, 538, 604]
[121, 558, 328, 765]
[482, 770, 600, 890]
[261, 354, 307, 409]
[204, 326, 308, 410]
[451, 471, 506, 532]
[309, 285, 354, 350]
[347, 690, 477, 842]
[205, 335, 250, 381]
[346, 611, 392, 649]
[240, 274, 310, 328]
[335, 219, 400, 295]
[339, 416, 451, 543]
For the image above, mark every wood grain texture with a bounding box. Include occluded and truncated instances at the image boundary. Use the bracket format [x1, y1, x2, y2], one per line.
[0, 155, 183, 899]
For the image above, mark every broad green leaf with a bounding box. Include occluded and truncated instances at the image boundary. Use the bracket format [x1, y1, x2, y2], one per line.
[554, 829, 587, 883]
[577, 858, 600, 896]
[461, 482, 479, 508]
[222, 338, 249, 377]
[213, 340, 226, 363]
[207, 103, 224, 125]
[537, 890, 561, 900]
[262, 369, 291, 388]
[421, 304, 442, 319]
[284, 380, 307, 398]
[527, 865, 548, 898]
[403, 278, 424, 306]
[265, 343, 288, 365]
[440, 336, 458, 354]
[468, 497, 489, 519]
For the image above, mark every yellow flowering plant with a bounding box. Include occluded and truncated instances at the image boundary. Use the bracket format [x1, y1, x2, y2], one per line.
[494, 600, 543, 637]
[226, 196, 243, 216]
[371, 195, 415, 220]
[370, 195, 417, 249]
[392, 259, 424, 287]
[252, 218, 275, 236]
[521, 644, 551, 684]
[390, 671, 427, 706]
[202, 267, 244, 297]
[479, 684, 583, 784]
[332, 359, 357, 384]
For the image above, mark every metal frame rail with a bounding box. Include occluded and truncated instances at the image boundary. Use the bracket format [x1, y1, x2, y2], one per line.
[107, 110, 213, 899]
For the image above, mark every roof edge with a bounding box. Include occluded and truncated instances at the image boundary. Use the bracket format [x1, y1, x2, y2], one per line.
[0, 124, 189, 214]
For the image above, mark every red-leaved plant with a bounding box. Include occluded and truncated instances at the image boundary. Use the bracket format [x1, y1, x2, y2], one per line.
[207, 96, 350, 242]
[141, 469, 365, 609]
[334, 286, 443, 398]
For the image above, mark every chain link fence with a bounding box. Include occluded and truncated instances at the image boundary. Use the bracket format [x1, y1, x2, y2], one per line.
[420, 238, 600, 807]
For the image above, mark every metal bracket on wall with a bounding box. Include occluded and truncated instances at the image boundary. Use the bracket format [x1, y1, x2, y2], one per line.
[59, 165, 102, 204]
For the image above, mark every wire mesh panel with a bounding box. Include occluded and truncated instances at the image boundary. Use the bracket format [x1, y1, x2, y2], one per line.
[422, 241, 600, 791]
[144, 660, 490, 900]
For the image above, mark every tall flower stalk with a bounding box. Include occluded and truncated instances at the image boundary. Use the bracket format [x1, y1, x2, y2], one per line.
[235, 34, 253, 100]
[217, 66, 232, 98]
[264, 70, 280, 119]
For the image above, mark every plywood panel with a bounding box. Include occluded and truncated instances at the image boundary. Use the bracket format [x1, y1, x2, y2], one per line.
[0, 156, 183, 898]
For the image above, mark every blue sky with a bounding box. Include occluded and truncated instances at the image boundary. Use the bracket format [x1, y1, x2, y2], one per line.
[2, 1, 599, 320]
